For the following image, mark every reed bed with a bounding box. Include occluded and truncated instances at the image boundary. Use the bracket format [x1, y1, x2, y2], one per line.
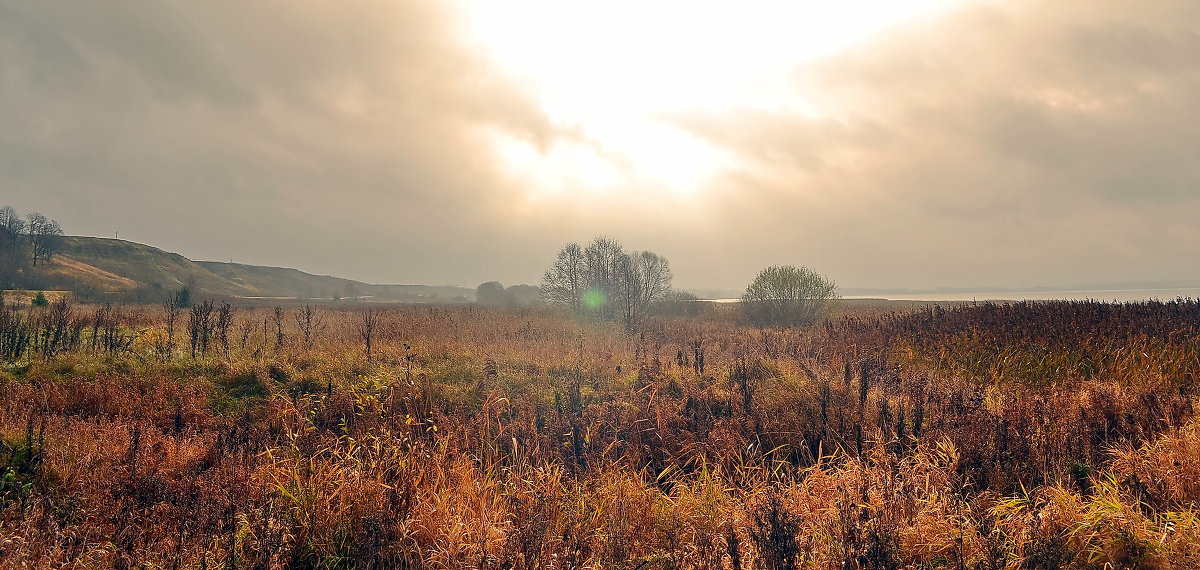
[1, 299, 1198, 568]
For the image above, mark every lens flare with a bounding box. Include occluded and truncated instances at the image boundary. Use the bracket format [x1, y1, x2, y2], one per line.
[583, 289, 607, 311]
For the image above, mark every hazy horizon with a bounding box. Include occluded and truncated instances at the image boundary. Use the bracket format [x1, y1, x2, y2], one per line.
[4, 1, 1198, 292]
[33, 233, 1199, 298]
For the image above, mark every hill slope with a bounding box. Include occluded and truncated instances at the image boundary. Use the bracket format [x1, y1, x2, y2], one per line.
[195, 261, 473, 302]
[26, 236, 472, 302]
[52, 237, 256, 296]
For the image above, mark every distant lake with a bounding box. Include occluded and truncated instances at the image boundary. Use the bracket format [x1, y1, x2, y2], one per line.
[707, 288, 1200, 303]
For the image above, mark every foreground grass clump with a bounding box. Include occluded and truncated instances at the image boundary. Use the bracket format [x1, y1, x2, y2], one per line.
[0, 299, 1198, 567]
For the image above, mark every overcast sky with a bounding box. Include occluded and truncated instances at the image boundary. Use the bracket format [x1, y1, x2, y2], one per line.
[2, 1, 1198, 291]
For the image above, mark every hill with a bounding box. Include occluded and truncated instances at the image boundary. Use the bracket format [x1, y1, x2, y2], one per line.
[18, 236, 473, 303]
[195, 261, 474, 303]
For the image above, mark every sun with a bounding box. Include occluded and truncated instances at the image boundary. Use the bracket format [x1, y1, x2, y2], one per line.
[456, 0, 965, 196]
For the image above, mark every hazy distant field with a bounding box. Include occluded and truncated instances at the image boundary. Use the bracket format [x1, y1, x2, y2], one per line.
[704, 289, 1200, 304]
[2, 299, 1200, 567]
[850, 288, 1200, 303]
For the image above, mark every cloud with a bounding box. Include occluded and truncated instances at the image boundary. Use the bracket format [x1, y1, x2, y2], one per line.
[0, 0, 571, 283]
[1, 0, 1198, 291]
[665, 0, 1200, 288]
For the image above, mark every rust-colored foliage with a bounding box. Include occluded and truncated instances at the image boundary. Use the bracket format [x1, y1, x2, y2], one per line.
[0, 300, 1198, 567]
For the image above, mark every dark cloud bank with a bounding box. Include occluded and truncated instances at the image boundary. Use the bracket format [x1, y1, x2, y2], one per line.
[2, 1, 1197, 291]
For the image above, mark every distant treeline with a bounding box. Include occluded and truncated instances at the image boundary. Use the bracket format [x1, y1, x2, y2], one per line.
[475, 282, 541, 307]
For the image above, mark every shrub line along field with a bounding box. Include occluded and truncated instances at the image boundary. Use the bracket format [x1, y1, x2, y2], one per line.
[1, 298, 1199, 568]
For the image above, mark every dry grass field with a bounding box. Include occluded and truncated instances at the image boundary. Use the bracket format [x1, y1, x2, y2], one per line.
[2, 298, 1199, 568]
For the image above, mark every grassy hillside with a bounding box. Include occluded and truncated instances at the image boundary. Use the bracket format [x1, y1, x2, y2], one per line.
[55, 237, 256, 296]
[195, 262, 473, 303]
[23, 236, 472, 302]
[195, 261, 370, 300]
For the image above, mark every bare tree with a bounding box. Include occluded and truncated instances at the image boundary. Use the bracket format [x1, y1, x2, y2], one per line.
[0, 206, 23, 238]
[541, 242, 585, 312]
[0, 207, 25, 254]
[583, 236, 625, 320]
[633, 251, 672, 312]
[614, 253, 640, 329]
[541, 237, 674, 328]
[26, 212, 63, 266]
[357, 308, 381, 362]
[542, 237, 625, 319]
[615, 250, 673, 329]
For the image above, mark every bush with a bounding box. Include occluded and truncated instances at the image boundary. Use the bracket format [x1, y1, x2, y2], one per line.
[741, 265, 838, 327]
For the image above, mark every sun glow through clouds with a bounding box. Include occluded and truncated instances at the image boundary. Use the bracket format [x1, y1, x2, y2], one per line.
[459, 0, 966, 196]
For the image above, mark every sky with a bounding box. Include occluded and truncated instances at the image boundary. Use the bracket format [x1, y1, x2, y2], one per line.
[2, 1, 1198, 291]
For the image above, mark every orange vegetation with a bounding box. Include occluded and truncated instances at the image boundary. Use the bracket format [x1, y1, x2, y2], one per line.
[1, 299, 1198, 568]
